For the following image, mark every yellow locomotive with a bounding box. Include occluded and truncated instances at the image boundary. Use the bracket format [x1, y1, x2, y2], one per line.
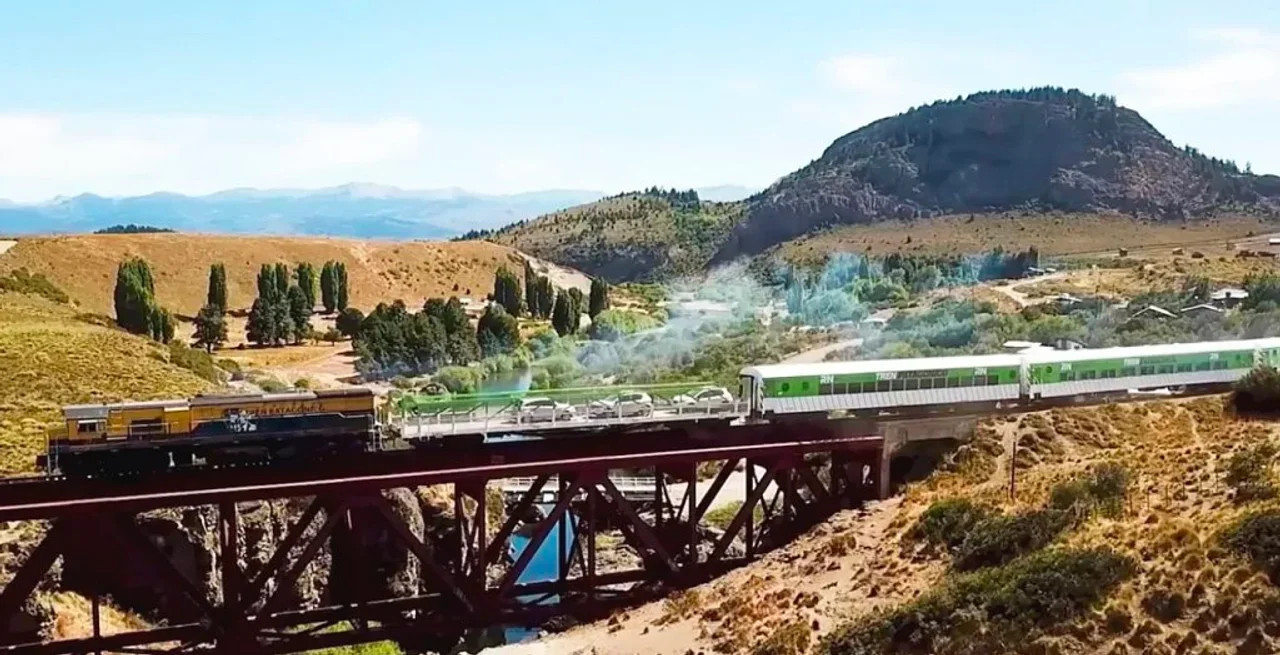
[45, 388, 378, 476]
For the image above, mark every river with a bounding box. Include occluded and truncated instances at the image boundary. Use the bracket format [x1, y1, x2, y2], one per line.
[478, 368, 534, 394]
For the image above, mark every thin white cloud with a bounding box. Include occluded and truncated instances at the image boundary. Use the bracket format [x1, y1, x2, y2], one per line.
[1120, 28, 1280, 110]
[0, 114, 424, 202]
[818, 54, 901, 94]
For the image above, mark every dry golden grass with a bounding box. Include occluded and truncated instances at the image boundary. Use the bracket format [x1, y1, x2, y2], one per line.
[0, 292, 210, 475]
[0, 233, 527, 316]
[1015, 256, 1280, 301]
[774, 212, 1280, 266]
[40, 591, 151, 640]
[890, 397, 1280, 654]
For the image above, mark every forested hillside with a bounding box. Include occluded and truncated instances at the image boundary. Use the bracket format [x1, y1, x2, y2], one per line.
[487, 88, 1280, 281]
[487, 188, 745, 281]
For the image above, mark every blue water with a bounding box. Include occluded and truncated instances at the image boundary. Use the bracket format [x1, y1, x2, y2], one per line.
[478, 368, 533, 394]
[502, 509, 578, 643]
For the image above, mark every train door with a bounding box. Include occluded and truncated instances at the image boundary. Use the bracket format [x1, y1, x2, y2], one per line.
[738, 374, 759, 418]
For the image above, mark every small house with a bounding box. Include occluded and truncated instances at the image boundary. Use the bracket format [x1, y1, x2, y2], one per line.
[1128, 305, 1176, 321]
[1210, 287, 1249, 308]
[1180, 303, 1225, 318]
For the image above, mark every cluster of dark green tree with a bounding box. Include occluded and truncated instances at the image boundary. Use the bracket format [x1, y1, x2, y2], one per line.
[495, 264, 608, 337]
[319, 261, 349, 313]
[112, 258, 175, 343]
[783, 248, 1044, 325]
[94, 224, 175, 234]
[351, 297, 513, 378]
[246, 263, 317, 347]
[193, 263, 230, 352]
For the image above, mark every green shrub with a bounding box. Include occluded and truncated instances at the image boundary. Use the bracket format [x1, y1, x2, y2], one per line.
[0, 268, 69, 304]
[433, 366, 480, 394]
[1233, 366, 1280, 414]
[909, 498, 995, 553]
[587, 308, 661, 341]
[819, 548, 1135, 655]
[1225, 442, 1278, 502]
[1049, 480, 1094, 515]
[1222, 509, 1280, 582]
[167, 341, 220, 382]
[1086, 462, 1130, 516]
[954, 510, 1070, 571]
[257, 377, 289, 393]
[1049, 463, 1131, 520]
[753, 619, 812, 655]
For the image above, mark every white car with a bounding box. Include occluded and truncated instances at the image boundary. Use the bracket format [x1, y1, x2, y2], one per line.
[671, 386, 735, 412]
[589, 391, 655, 418]
[516, 397, 576, 422]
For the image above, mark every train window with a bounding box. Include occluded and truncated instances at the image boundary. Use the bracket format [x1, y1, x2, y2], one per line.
[1061, 372, 1075, 381]
[988, 376, 1000, 385]
[891, 379, 906, 391]
[1195, 362, 1210, 371]
[1214, 361, 1227, 370]
[1158, 366, 1173, 374]
[820, 382, 834, 395]
[1121, 367, 1136, 377]
[945, 377, 959, 388]
[76, 421, 100, 433]
[1176, 364, 1191, 373]
[905, 378, 919, 391]
[1140, 366, 1155, 376]
[876, 380, 891, 392]
[919, 378, 933, 390]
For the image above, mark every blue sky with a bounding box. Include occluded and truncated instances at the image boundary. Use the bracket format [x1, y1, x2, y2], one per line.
[2, 1, 1278, 202]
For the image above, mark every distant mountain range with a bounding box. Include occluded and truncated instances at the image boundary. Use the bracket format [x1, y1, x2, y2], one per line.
[0, 183, 758, 239]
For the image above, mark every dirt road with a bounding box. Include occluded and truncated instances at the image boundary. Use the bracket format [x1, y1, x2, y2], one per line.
[783, 338, 862, 364]
[987, 271, 1068, 307]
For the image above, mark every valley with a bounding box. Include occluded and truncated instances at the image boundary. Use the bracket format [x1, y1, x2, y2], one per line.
[4, 84, 1280, 655]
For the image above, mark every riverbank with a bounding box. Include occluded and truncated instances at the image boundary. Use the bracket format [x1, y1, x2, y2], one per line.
[488, 497, 907, 655]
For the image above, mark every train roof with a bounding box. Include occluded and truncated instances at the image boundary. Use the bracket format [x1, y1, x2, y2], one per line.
[63, 387, 375, 416]
[741, 353, 1024, 380]
[1023, 338, 1280, 364]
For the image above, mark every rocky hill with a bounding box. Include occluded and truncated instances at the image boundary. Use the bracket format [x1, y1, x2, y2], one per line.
[714, 87, 1280, 262]
[486, 188, 745, 281]
[0, 233, 529, 316]
[489, 88, 1280, 280]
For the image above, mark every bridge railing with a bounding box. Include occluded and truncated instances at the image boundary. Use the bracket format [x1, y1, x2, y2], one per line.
[389, 381, 749, 439]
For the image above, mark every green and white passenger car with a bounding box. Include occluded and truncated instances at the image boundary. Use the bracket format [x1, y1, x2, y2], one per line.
[740, 338, 1280, 417]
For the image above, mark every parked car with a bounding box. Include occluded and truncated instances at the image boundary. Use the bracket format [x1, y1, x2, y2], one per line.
[516, 397, 576, 422]
[671, 386, 735, 411]
[588, 391, 654, 418]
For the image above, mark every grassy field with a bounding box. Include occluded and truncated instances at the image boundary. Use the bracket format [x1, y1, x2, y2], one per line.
[0, 233, 529, 316]
[0, 291, 211, 474]
[773, 211, 1280, 266]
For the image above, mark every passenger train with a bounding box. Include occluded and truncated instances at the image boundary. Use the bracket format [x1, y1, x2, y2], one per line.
[740, 338, 1280, 416]
[43, 337, 1280, 476]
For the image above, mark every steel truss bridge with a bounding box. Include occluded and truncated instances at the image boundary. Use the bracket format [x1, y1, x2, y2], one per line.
[0, 419, 884, 654]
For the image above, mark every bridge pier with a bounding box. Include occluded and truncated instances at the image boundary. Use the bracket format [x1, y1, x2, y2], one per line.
[0, 423, 882, 654]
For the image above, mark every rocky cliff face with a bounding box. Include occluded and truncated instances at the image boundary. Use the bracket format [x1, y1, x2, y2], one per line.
[711, 88, 1280, 262]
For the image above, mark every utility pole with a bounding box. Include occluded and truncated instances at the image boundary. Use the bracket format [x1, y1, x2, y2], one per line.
[1009, 433, 1022, 501]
